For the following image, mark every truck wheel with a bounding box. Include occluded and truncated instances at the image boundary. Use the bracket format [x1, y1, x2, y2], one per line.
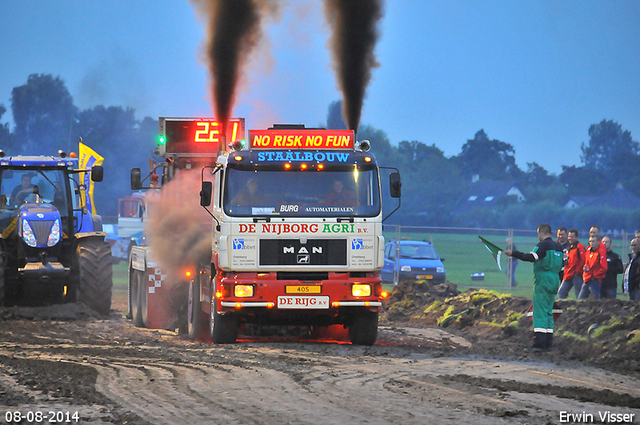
[131, 270, 144, 327]
[140, 270, 148, 328]
[187, 279, 208, 341]
[77, 237, 113, 315]
[209, 294, 238, 344]
[348, 312, 378, 346]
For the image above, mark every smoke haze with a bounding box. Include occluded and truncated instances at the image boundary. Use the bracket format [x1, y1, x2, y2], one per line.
[323, 0, 383, 132]
[145, 171, 212, 284]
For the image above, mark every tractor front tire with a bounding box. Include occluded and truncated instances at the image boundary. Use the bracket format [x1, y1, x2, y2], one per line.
[77, 237, 113, 315]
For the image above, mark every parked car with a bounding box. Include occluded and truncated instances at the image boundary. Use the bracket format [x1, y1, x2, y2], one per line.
[381, 240, 446, 284]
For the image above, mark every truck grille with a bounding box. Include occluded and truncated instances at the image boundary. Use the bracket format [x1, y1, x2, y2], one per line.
[30, 220, 54, 245]
[260, 239, 347, 266]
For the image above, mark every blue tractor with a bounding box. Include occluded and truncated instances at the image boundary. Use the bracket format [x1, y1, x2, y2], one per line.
[0, 152, 113, 314]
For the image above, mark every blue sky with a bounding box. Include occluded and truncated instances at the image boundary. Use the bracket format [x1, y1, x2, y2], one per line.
[1, 0, 638, 174]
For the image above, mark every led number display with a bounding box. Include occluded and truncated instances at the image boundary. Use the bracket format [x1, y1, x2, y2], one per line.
[159, 118, 245, 154]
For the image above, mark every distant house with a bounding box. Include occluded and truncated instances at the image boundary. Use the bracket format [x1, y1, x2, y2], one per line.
[462, 179, 526, 209]
[564, 186, 640, 210]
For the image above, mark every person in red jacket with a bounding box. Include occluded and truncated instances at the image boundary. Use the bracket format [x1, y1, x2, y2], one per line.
[579, 235, 608, 299]
[557, 229, 586, 299]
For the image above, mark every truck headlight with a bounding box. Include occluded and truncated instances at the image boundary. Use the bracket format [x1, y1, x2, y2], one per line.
[47, 219, 61, 247]
[22, 219, 37, 247]
[436, 266, 445, 273]
[352, 284, 371, 297]
[401, 265, 411, 272]
[234, 285, 254, 298]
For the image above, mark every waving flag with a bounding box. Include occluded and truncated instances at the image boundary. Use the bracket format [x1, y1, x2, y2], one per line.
[78, 141, 104, 215]
[478, 236, 503, 271]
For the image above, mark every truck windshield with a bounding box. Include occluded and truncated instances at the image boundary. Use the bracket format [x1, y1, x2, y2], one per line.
[0, 168, 69, 215]
[224, 168, 381, 217]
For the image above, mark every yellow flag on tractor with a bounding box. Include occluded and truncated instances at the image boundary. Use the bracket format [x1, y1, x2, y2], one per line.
[78, 141, 104, 215]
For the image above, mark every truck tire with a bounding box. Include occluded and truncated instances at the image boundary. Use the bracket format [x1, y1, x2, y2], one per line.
[188, 279, 208, 341]
[209, 294, 238, 344]
[348, 311, 378, 346]
[131, 270, 144, 327]
[77, 237, 113, 315]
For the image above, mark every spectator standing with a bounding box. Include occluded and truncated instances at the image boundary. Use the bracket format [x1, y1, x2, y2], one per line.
[590, 225, 608, 258]
[557, 227, 569, 250]
[505, 224, 563, 352]
[557, 227, 570, 281]
[557, 229, 586, 299]
[579, 235, 608, 299]
[622, 238, 640, 301]
[601, 236, 623, 299]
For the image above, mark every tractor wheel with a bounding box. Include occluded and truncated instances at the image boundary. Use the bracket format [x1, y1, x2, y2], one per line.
[187, 279, 208, 341]
[209, 292, 238, 344]
[348, 311, 378, 346]
[77, 237, 113, 315]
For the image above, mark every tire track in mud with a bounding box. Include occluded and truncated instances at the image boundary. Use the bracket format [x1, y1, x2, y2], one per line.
[2, 317, 640, 424]
[445, 374, 640, 408]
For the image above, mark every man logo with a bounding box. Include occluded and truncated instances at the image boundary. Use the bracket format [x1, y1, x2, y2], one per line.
[233, 239, 245, 249]
[297, 254, 310, 264]
[352, 239, 364, 250]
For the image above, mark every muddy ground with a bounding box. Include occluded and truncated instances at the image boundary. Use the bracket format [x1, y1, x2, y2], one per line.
[0, 283, 639, 425]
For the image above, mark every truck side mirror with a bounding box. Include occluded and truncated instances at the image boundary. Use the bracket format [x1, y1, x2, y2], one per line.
[131, 168, 142, 190]
[389, 172, 402, 198]
[200, 181, 212, 207]
[91, 165, 104, 182]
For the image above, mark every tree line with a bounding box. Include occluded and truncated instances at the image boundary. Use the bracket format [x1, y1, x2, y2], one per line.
[326, 100, 640, 231]
[0, 74, 158, 217]
[1, 74, 638, 229]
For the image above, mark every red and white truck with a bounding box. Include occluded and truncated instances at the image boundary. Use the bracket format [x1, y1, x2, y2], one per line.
[128, 118, 401, 345]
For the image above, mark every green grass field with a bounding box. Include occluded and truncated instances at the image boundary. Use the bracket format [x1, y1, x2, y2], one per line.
[113, 261, 128, 290]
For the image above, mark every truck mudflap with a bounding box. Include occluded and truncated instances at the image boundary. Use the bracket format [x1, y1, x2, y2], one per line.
[141, 265, 187, 330]
[129, 246, 187, 330]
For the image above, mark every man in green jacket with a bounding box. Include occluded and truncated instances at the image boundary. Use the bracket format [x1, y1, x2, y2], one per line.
[505, 223, 564, 352]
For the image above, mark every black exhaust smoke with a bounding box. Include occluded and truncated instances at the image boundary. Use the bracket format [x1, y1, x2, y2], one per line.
[192, 0, 268, 126]
[323, 0, 383, 132]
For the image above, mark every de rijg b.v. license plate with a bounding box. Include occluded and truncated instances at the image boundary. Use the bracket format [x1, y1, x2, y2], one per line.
[277, 295, 329, 309]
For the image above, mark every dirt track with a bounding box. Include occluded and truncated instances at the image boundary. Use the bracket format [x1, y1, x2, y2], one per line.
[1, 303, 639, 425]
